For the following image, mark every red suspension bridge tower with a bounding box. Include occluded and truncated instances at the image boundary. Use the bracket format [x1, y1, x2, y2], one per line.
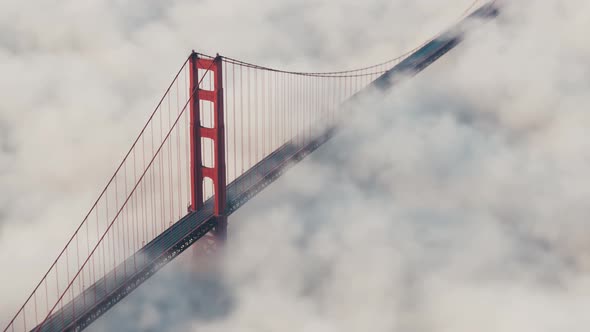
[189, 53, 228, 243]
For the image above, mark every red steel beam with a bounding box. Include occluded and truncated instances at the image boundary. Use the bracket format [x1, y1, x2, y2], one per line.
[189, 52, 227, 241]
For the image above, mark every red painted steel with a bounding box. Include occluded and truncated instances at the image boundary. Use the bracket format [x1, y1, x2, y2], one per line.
[189, 53, 227, 241]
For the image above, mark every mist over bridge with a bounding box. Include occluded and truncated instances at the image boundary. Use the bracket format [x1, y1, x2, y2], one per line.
[3, 2, 499, 331]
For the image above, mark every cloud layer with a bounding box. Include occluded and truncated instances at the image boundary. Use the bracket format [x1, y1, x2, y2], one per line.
[3, 0, 590, 331]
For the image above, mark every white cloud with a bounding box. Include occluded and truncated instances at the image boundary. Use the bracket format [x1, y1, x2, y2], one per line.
[4, 0, 590, 331]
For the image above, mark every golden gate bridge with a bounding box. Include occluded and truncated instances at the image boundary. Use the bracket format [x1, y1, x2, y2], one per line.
[3, 2, 499, 331]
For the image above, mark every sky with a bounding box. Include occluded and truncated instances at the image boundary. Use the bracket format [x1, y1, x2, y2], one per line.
[2, 0, 590, 331]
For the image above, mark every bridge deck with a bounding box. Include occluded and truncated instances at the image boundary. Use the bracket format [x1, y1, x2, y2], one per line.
[37, 131, 333, 332]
